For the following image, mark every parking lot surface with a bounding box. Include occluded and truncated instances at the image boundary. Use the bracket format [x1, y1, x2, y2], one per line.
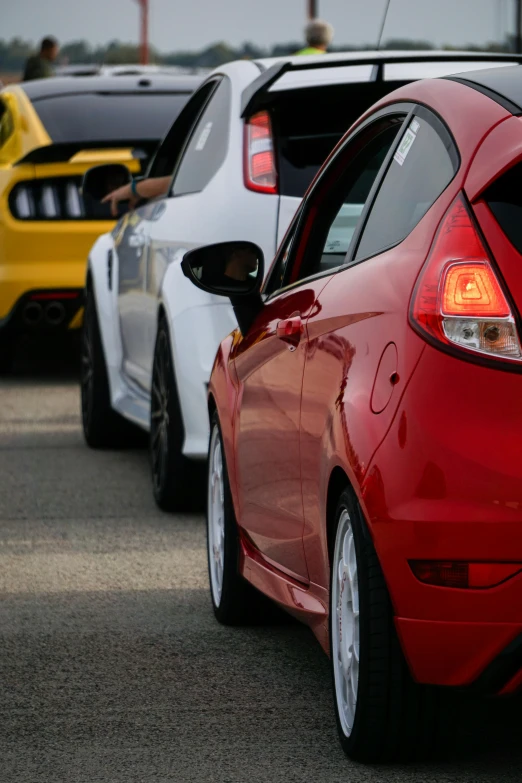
[2, 340, 522, 782]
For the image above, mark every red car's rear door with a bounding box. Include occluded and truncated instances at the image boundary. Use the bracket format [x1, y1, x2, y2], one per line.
[233, 275, 328, 581]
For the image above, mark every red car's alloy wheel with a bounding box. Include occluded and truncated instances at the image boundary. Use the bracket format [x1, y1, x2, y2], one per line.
[331, 508, 360, 737]
[330, 489, 445, 761]
[208, 423, 225, 606]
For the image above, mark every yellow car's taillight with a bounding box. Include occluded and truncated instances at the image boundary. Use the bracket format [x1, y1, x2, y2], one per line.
[9, 177, 85, 220]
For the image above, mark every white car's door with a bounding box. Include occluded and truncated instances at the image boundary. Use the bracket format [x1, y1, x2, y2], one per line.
[138, 76, 235, 384]
[114, 77, 225, 391]
[114, 207, 152, 389]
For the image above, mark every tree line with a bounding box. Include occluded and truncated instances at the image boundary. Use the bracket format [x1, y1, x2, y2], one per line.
[0, 36, 516, 73]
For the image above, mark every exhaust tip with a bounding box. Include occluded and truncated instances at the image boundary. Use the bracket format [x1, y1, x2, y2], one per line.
[23, 301, 43, 326]
[45, 301, 66, 326]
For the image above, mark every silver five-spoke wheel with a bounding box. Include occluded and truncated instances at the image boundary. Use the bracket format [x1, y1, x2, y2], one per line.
[208, 424, 225, 607]
[332, 509, 360, 737]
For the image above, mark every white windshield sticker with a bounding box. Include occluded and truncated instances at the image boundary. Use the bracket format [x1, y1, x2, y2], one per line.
[195, 121, 213, 151]
[394, 121, 419, 166]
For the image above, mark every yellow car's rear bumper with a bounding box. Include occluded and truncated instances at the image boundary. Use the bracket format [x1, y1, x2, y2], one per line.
[0, 217, 114, 317]
[0, 218, 114, 331]
[0, 153, 138, 335]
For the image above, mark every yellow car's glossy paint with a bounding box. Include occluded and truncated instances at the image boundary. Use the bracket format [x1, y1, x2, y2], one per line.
[0, 84, 140, 330]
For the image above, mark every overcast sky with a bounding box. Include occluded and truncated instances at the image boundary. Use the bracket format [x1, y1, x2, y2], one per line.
[2, 0, 516, 51]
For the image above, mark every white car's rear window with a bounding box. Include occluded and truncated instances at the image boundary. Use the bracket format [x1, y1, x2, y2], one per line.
[271, 81, 405, 198]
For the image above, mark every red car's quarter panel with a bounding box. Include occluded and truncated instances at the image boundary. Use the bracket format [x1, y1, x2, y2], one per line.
[299, 180, 461, 590]
[362, 341, 522, 684]
[365, 343, 522, 623]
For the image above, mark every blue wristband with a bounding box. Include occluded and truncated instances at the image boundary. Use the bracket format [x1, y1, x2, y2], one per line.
[130, 179, 139, 197]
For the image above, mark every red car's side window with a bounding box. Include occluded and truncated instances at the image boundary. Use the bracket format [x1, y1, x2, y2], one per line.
[282, 118, 405, 290]
[355, 112, 458, 262]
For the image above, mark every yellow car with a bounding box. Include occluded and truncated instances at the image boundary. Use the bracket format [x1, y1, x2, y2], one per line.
[0, 74, 200, 369]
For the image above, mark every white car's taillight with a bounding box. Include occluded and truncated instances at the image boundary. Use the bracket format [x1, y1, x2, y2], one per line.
[243, 110, 278, 194]
[410, 193, 522, 362]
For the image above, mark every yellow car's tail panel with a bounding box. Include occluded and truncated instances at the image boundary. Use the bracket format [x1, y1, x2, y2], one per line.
[0, 157, 140, 323]
[0, 92, 140, 323]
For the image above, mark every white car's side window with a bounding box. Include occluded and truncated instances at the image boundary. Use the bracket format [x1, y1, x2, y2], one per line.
[147, 82, 217, 180]
[171, 77, 232, 197]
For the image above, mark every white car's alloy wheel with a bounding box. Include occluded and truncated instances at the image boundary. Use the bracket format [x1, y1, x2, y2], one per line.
[332, 509, 360, 737]
[208, 425, 225, 606]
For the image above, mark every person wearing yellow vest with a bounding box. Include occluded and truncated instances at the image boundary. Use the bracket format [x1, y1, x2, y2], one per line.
[294, 19, 334, 55]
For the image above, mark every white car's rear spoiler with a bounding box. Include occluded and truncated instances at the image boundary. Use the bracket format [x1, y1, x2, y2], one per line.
[241, 51, 522, 117]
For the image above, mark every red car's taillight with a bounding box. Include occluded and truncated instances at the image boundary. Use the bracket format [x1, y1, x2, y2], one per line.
[243, 111, 278, 194]
[410, 193, 522, 362]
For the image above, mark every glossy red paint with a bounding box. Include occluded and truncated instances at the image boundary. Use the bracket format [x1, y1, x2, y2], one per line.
[207, 75, 522, 692]
[370, 342, 398, 414]
[395, 619, 522, 686]
[231, 276, 330, 580]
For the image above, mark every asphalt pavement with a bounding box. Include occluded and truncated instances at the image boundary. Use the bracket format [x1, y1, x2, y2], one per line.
[1, 336, 522, 782]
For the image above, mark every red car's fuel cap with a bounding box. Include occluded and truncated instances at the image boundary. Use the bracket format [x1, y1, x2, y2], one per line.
[370, 342, 399, 414]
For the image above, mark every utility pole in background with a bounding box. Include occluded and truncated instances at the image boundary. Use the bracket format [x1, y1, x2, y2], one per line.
[135, 0, 149, 64]
[308, 0, 318, 19]
[515, 0, 522, 54]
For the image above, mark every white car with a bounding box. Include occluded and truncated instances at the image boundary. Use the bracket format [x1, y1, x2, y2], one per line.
[81, 51, 521, 509]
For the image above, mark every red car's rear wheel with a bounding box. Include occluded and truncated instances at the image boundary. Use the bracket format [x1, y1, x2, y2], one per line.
[330, 488, 447, 761]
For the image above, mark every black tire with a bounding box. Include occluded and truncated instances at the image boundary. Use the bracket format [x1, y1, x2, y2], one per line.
[150, 317, 199, 511]
[207, 411, 271, 625]
[81, 285, 143, 448]
[330, 487, 445, 762]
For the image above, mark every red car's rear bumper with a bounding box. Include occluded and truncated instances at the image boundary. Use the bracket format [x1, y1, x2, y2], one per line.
[364, 341, 522, 693]
[395, 618, 522, 692]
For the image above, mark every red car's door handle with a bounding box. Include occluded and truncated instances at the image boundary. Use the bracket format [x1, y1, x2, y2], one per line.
[276, 316, 302, 348]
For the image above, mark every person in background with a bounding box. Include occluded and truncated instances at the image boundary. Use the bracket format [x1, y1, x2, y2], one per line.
[23, 37, 59, 81]
[294, 19, 334, 55]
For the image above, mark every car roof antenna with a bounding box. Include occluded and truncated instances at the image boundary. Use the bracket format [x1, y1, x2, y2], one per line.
[376, 0, 392, 50]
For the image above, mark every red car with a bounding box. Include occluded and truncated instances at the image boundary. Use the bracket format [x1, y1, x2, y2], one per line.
[182, 65, 522, 761]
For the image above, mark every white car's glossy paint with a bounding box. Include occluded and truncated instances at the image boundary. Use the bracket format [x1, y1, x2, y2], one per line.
[87, 58, 285, 460]
[86, 51, 522, 462]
